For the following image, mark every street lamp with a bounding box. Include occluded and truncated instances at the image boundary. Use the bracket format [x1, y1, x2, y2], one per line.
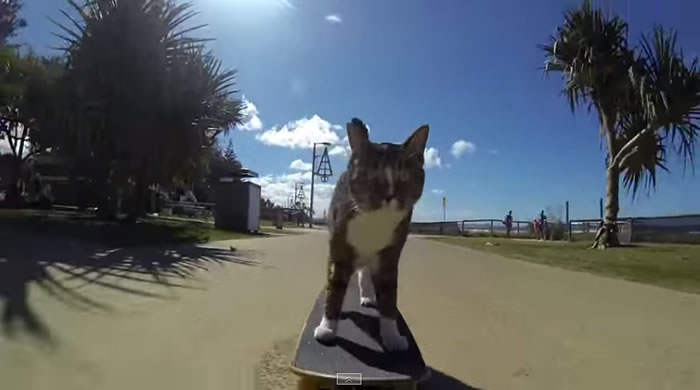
[309, 142, 333, 228]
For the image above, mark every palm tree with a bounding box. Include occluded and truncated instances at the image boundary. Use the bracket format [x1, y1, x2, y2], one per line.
[51, 0, 244, 218]
[541, 1, 700, 248]
[0, 0, 26, 43]
[0, 49, 58, 206]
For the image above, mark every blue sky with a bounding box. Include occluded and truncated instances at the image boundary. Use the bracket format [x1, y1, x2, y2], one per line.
[14, 0, 700, 222]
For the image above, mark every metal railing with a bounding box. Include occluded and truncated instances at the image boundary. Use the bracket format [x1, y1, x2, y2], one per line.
[410, 219, 533, 237]
[569, 215, 700, 244]
[459, 219, 533, 237]
[162, 200, 215, 220]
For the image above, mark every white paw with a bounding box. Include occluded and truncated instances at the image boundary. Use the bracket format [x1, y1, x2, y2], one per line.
[382, 332, 409, 352]
[313, 325, 337, 342]
[313, 316, 338, 343]
[360, 297, 376, 307]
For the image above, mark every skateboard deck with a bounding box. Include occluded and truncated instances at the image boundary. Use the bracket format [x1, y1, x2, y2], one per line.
[291, 273, 430, 389]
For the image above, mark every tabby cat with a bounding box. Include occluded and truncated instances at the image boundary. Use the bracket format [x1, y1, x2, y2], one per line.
[313, 118, 429, 352]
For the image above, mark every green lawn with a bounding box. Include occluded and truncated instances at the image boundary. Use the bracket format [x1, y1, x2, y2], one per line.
[0, 209, 287, 247]
[430, 236, 700, 294]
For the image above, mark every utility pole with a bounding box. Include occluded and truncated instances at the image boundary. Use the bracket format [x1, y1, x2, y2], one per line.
[295, 183, 306, 209]
[442, 196, 446, 222]
[309, 142, 333, 228]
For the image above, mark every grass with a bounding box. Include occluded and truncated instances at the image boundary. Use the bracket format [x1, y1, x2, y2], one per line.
[430, 236, 700, 294]
[0, 209, 286, 247]
[153, 214, 303, 236]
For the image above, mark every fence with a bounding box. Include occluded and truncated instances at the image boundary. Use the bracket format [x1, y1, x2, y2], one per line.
[568, 219, 632, 244]
[410, 219, 533, 237]
[570, 215, 700, 244]
[162, 200, 215, 220]
[412, 214, 700, 244]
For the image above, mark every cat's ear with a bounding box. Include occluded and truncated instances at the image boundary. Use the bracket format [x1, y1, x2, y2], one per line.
[403, 125, 429, 158]
[347, 118, 369, 151]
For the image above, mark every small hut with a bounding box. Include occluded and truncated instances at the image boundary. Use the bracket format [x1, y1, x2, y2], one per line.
[213, 168, 261, 233]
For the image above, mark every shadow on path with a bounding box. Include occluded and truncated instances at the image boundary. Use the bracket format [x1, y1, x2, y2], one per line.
[421, 368, 485, 390]
[0, 227, 260, 344]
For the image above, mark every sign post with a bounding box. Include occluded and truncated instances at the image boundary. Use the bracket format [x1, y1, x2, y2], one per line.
[442, 196, 446, 222]
[441, 196, 446, 235]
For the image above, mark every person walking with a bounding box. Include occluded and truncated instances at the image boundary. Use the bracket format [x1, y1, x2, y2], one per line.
[503, 210, 514, 237]
[539, 210, 548, 240]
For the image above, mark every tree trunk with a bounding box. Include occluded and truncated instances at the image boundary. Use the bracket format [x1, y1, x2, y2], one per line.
[125, 179, 148, 221]
[592, 165, 622, 249]
[592, 106, 621, 249]
[3, 157, 24, 208]
[96, 181, 118, 220]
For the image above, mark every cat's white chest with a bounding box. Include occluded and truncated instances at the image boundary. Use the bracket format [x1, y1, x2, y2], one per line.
[346, 202, 407, 257]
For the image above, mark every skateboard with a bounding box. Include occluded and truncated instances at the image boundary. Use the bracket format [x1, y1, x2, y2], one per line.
[290, 273, 430, 389]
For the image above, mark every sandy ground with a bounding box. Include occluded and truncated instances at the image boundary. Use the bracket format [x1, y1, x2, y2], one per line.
[1, 229, 699, 390]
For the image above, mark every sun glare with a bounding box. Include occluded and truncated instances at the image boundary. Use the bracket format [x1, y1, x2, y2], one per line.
[220, 0, 295, 10]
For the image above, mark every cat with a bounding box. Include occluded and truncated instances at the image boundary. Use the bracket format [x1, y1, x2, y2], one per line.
[313, 117, 429, 352]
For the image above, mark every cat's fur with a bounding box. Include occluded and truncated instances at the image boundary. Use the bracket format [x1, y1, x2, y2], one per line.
[313, 118, 428, 352]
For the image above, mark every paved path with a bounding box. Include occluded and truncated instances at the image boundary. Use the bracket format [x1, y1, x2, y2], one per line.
[1, 230, 699, 390]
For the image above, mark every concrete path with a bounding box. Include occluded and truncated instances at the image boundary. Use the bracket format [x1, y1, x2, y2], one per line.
[1, 230, 699, 390]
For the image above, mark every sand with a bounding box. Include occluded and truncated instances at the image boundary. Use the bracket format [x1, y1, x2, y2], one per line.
[1, 229, 699, 389]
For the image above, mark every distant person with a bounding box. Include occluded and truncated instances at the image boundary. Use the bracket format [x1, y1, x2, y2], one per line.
[503, 210, 513, 237]
[533, 218, 542, 240]
[539, 210, 548, 240]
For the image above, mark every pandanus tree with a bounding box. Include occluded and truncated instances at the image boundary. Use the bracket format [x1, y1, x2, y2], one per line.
[541, 0, 700, 248]
[0, 49, 62, 206]
[52, 0, 243, 218]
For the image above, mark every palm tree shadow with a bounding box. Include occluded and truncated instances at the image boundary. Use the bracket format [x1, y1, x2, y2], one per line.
[0, 227, 261, 344]
[0, 263, 52, 343]
[334, 311, 484, 390]
[420, 368, 485, 390]
[333, 310, 426, 379]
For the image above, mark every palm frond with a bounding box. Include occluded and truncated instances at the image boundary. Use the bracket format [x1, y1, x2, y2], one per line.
[633, 25, 700, 172]
[540, 0, 631, 116]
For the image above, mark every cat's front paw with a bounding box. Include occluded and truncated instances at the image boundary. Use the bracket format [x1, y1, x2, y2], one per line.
[382, 333, 409, 352]
[313, 316, 338, 343]
[360, 297, 376, 307]
[313, 325, 337, 343]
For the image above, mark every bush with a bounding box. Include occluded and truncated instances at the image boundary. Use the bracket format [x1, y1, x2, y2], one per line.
[548, 221, 567, 241]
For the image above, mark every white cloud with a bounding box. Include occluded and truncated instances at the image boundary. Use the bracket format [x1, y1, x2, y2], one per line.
[250, 171, 335, 216]
[431, 189, 445, 195]
[325, 14, 342, 23]
[424, 147, 441, 169]
[328, 136, 351, 158]
[289, 159, 312, 171]
[450, 140, 476, 158]
[238, 96, 263, 131]
[256, 114, 343, 149]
